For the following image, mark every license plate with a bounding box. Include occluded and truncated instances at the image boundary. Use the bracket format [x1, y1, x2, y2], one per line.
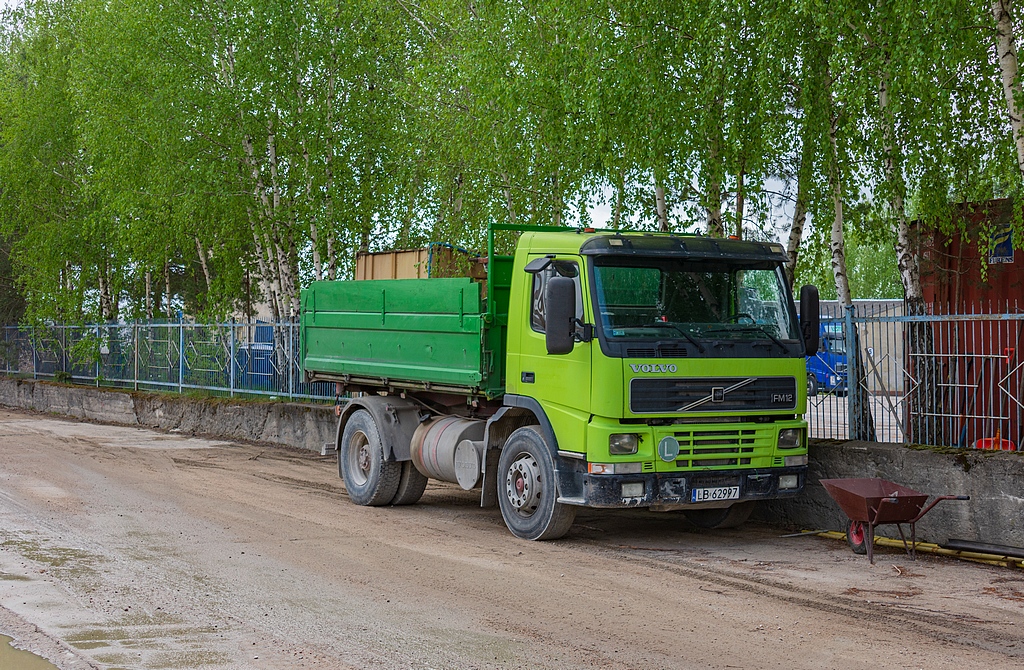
[690, 486, 740, 503]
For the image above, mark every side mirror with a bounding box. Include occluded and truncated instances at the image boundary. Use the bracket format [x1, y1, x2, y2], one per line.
[545, 276, 576, 355]
[800, 285, 820, 356]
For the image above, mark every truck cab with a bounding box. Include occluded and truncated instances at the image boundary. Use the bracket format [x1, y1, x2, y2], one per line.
[806, 321, 848, 396]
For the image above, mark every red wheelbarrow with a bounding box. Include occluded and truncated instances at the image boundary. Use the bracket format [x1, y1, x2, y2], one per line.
[820, 478, 970, 564]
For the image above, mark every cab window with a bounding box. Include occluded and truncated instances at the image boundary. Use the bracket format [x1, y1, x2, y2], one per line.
[530, 260, 583, 333]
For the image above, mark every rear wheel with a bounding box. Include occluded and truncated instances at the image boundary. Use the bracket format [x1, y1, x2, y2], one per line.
[497, 426, 576, 540]
[847, 519, 868, 555]
[684, 501, 755, 529]
[807, 373, 819, 397]
[339, 410, 401, 506]
[390, 461, 429, 505]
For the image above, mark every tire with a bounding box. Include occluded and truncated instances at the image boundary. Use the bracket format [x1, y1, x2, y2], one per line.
[807, 374, 819, 397]
[847, 519, 868, 555]
[684, 501, 755, 529]
[339, 410, 401, 506]
[390, 461, 429, 506]
[497, 426, 576, 540]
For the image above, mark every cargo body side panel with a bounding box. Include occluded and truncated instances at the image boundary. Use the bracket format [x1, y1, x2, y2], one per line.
[301, 278, 504, 398]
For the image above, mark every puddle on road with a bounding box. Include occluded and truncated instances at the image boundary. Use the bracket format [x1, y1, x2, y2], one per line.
[0, 634, 60, 670]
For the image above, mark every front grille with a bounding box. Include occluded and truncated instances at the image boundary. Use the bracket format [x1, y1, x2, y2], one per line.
[630, 376, 798, 414]
[626, 346, 689, 358]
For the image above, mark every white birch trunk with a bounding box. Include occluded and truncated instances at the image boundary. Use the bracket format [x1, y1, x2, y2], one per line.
[706, 111, 724, 237]
[549, 170, 561, 227]
[309, 223, 323, 282]
[98, 267, 109, 321]
[195, 237, 213, 293]
[879, 64, 922, 307]
[612, 176, 623, 229]
[827, 107, 852, 307]
[164, 260, 172, 319]
[247, 211, 279, 322]
[785, 129, 813, 286]
[734, 168, 745, 238]
[993, 0, 1024, 179]
[145, 270, 153, 320]
[655, 181, 669, 232]
[827, 80, 875, 441]
[326, 234, 337, 281]
[502, 172, 516, 223]
[786, 195, 806, 287]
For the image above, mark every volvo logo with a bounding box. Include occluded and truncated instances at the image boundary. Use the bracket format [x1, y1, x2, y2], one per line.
[630, 363, 678, 373]
[678, 377, 757, 412]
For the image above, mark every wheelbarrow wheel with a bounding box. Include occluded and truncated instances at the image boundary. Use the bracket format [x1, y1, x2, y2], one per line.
[847, 519, 868, 555]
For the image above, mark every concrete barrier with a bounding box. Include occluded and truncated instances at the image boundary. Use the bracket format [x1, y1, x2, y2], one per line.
[763, 439, 1024, 548]
[0, 378, 337, 454]
[2, 377, 1022, 547]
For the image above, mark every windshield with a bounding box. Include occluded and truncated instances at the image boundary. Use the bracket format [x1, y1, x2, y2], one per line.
[592, 258, 800, 353]
[822, 323, 846, 354]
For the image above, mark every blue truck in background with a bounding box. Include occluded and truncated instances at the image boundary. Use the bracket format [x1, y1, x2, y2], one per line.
[807, 321, 847, 396]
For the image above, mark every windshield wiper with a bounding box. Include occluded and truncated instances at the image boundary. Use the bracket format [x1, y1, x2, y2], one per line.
[642, 322, 706, 353]
[726, 325, 789, 352]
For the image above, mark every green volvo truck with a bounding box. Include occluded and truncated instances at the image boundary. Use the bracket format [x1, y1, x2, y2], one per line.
[300, 224, 820, 540]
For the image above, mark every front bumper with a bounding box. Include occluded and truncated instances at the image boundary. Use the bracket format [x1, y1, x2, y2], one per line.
[556, 463, 807, 510]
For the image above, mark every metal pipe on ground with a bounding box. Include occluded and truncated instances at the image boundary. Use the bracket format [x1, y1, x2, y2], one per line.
[813, 531, 1024, 568]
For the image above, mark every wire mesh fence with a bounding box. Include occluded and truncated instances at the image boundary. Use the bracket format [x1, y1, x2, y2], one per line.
[806, 302, 1024, 450]
[1, 306, 1021, 449]
[0, 321, 335, 402]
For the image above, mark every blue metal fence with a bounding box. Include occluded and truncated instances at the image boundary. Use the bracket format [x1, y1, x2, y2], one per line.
[2, 307, 1022, 448]
[806, 303, 1024, 450]
[0, 320, 335, 402]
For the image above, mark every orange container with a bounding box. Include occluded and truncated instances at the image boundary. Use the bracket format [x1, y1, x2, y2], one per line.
[975, 438, 1017, 451]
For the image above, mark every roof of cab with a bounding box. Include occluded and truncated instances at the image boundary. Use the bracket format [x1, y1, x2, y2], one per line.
[516, 229, 788, 263]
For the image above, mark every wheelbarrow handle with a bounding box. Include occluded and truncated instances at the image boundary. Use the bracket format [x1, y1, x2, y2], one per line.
[910, 494, 970, 523]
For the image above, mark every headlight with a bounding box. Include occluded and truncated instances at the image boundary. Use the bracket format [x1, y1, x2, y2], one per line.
[777, 428, 804, 450]
[609, 433, 639, 455]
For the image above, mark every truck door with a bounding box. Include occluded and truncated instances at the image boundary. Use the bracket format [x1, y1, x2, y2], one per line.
[518, 256, 592, 454]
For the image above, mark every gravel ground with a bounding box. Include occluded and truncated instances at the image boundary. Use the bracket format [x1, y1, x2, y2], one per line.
[1, 407, 1022, 669]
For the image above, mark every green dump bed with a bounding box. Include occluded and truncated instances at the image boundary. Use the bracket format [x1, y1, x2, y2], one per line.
[300, 277, 506, 399]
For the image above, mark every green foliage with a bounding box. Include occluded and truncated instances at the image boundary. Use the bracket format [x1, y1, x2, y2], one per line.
[0, 0, 1019, 321]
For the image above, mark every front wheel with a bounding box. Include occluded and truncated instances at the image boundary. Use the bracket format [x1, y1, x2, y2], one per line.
[847, 519, 868, 555]
[807, 373, 819, 397]
[684, 501, 755, 529]
[497, 426, 576, 540]
[339, 410, 401, 506]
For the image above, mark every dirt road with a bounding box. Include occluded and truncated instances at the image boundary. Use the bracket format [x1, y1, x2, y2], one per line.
[1, 408, 1023, 669]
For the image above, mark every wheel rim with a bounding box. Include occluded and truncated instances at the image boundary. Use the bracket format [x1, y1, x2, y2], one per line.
[848, 520, 865, 546]
[347, 431, 371, 486]
[505, 453, 541, 517]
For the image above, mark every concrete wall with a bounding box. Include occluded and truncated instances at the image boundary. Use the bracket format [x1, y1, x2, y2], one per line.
[764, 439, 1024, 547]
[0, 378, 338, 454]
[3, 377, 1023, 548]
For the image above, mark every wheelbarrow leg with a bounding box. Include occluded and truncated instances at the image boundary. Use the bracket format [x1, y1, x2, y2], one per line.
[867, 523, 875, 565]
[895, 523, 910, 557]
